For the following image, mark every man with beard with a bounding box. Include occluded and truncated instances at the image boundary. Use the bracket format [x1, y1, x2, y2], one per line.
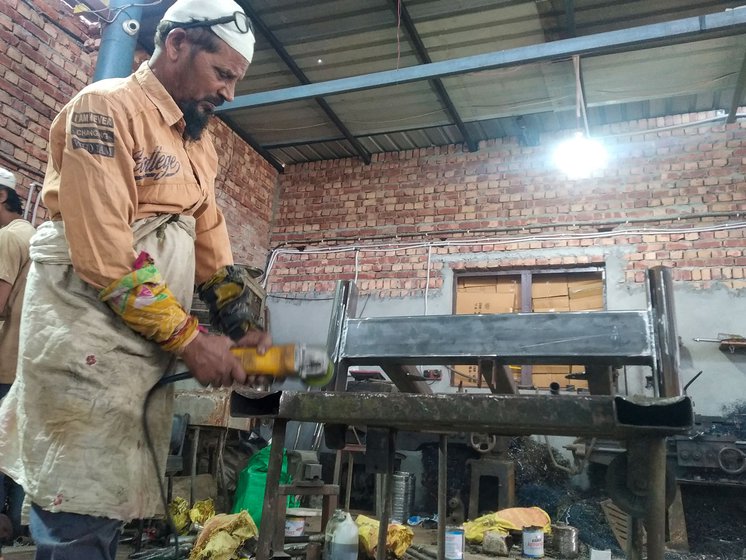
[0, 0, 270, 557]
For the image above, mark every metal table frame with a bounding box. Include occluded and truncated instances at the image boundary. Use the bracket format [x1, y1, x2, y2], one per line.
[231, 267, 692, 560]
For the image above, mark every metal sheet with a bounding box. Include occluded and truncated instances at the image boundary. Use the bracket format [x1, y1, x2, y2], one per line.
[220, 10, 746, 110]
[338, 311, 655, 366]
[230, 391, 693, 438]
[174, 390, 254, 430]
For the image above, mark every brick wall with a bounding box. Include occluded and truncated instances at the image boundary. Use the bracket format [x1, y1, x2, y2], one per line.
[269, 114, 746, 296]
[0, 0, 275, 267]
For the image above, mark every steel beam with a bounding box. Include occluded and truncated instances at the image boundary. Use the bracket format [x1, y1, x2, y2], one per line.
[726, 47, 746, 123]
[338, 311, 655, 366]
[393, 0, 478, 152]
[231, 391, 693, 439]
[219, 10, 746, 111]
[236, 1, 371, 164]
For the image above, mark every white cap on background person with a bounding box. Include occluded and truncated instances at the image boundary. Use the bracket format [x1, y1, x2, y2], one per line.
[162, 0, 256, 63]
[0, 167, 16, 190]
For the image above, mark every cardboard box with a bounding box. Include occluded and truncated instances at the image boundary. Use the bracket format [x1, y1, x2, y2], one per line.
[531, 365, 571, 375]
[452, 365, 480, 387]
[568, 279, 603, 299]
[459, 277, 497, 292]
[531, 275, 568, 299]
[456, 292, 515, 314]
[569, 293, 604, 311]
[532, 295, 571, 312]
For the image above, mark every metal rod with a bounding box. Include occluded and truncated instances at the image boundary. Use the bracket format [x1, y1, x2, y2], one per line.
[345, 452, 354, 510]
[376, 430, 396, 560]
[645, 438, 667, 560]
[257, 419, 288, 560]
[437, 435, 447, 560]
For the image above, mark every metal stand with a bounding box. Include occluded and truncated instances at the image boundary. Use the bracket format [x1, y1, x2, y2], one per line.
[257, 419, 339, 560]
[240, 267, 689, 560]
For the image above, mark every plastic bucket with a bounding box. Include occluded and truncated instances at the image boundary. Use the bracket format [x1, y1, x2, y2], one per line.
[522, 526, 544, 558]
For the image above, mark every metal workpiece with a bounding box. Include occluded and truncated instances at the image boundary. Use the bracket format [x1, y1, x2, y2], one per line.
[338, 311, 655, 366]
[647, 266, 682, 397]
[231, 391, 693, 438]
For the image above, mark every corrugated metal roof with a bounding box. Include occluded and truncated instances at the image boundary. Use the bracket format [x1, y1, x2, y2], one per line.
[135, 0, 746, 168]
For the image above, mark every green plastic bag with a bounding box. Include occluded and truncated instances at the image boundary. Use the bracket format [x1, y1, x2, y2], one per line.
[231, 445, 299, 528]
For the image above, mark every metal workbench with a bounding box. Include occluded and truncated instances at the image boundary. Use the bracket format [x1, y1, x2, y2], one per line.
[231, 267, 693, 560]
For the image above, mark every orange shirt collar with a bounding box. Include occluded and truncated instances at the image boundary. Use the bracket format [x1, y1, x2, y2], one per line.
[134, 62, 183, 128]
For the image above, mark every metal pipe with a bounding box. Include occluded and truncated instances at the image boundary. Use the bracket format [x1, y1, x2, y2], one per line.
[271, 211, 745, 248]
[92, 0, 142, 82]
[30, 184, 43, 225]
[22, 182, 36, 221]
[437, 435, 447, 560]
[647, 266, 682, 397]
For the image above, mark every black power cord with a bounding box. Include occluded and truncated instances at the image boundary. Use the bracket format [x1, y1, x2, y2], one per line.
[141, 358, 192, 559]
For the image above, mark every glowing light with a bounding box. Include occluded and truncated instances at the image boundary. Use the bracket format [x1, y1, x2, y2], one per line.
[552, 132, 608, 179]
[317, 58, 324, 64]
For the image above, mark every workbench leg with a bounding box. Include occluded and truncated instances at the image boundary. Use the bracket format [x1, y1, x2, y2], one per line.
[645, 438, 666, 560]
[437, 435, 448, 560]
[625, 518, 643, 560]
[257, 419, 288, 560]
[375, 429, 396, 560]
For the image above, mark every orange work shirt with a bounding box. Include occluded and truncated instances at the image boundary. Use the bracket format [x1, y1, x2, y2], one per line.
[42, 62, 233, 290]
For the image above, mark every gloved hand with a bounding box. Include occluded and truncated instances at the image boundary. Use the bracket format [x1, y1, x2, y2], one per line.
[198, 265, 266, 340]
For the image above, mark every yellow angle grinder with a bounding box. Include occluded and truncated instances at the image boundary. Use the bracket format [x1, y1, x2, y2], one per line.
[229, 344, 334, 387]
[159, 344, 334, 387]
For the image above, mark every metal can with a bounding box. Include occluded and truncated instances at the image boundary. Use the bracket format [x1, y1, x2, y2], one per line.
[522, 526, 544, 558]
[444, 526, 464, 560]
[552, 524, 579, 558]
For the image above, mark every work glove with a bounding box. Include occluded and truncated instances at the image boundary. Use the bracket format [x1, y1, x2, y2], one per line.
[198, 265, 266, 341]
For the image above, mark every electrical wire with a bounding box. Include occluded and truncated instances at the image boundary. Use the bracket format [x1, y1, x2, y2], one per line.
[76, 0, 163, 24]
[142, 357, 183, 560]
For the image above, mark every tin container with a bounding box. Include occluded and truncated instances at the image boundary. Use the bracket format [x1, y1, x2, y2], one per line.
[552, 524, 579, 558]
[285, 515, 305, 537]
[444, 526, 465, 560]
[522, 526, 544, 558]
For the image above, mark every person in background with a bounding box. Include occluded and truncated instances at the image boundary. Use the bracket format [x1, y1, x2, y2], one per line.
[0, 0, 270, 558]
[0, 167, 34, 546]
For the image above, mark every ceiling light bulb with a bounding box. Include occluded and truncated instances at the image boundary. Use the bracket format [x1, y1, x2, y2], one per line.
[552, 132, 608, 179]
[317, 58, 323, 64]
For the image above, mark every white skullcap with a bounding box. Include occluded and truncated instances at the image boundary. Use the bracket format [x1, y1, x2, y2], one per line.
[162, 0, 255, 63]
[0, 167, 16, 190]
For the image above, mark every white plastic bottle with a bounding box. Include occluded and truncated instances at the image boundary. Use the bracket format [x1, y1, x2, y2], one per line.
[329, 511, 359, 560]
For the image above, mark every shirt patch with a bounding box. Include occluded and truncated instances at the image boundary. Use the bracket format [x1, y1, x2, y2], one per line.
[71, 111, 115, 158]
[71, 112, 114, 128]
[133, 147, 181, 181]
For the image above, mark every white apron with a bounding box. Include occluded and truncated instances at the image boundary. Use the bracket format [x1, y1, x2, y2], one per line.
[0, 214, 196, 521]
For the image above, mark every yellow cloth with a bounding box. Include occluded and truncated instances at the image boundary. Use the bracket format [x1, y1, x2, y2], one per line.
[190, 498, 216, 526]
[99, 251, 198, 353]
[169, 497, 191, 535]
[190, 511, 257, 560]
[356, 514, 413, 559]
[463, 507, 551, 543]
